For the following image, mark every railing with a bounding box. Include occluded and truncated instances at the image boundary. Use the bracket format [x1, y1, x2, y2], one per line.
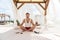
[0, 14, 13, 25]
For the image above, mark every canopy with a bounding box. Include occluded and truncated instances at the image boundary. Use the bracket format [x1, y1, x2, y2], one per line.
[17, 0, 45, 2]
[0, 0, 60, 34]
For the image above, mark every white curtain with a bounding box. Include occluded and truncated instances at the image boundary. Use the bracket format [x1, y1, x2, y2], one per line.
[11, 0, 17, 25]
[46, 0, 60, 34]
[47, 0, 60, 25]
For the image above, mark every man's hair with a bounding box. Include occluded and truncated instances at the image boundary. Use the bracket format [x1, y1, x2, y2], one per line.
[26, 13, 30, 15]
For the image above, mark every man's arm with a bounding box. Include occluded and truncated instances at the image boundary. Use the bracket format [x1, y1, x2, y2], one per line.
[31, 19, 35, 26]
[20, 19, 25, 26]
[28, 19, 35, 31]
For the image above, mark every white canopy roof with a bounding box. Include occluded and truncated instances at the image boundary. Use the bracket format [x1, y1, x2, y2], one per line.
[18, 0, 44, 2]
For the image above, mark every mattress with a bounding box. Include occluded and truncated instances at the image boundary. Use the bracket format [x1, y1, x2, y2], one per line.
[0, 25, 60, 40]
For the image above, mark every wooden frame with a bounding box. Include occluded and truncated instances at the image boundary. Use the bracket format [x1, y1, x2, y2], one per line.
[13, 0, 49, 25]
[17, 0, 45, 3]
[13, 0, 49, 15]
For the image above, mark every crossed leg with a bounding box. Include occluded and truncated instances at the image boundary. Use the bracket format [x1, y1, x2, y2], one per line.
[20, 26, 27, 31]
[28, 25, 36, 31]
[20, 25, 36, 32]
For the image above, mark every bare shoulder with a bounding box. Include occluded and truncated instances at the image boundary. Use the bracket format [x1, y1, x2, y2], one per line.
[23, 19, 25, 22]
[23, 19, 25, 20]
[30, 19, 33, 22]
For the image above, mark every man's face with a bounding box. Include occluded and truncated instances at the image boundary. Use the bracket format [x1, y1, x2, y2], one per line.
[26, 13, 30, 18]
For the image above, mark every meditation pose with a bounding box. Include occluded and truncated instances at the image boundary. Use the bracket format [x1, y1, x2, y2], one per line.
[20, 13, 35, 32]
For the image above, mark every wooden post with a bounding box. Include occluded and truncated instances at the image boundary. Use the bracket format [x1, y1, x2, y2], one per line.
[13, 0, 17, 7]
[44, 0, 49, 30]
[38, 3, 45, 10]
[17, 3, 24, 9]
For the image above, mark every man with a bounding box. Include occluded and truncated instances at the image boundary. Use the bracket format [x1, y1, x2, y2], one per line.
[20, 13, 35, 32]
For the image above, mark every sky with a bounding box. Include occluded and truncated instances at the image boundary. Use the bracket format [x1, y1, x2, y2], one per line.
[0, 0, 14, 20]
